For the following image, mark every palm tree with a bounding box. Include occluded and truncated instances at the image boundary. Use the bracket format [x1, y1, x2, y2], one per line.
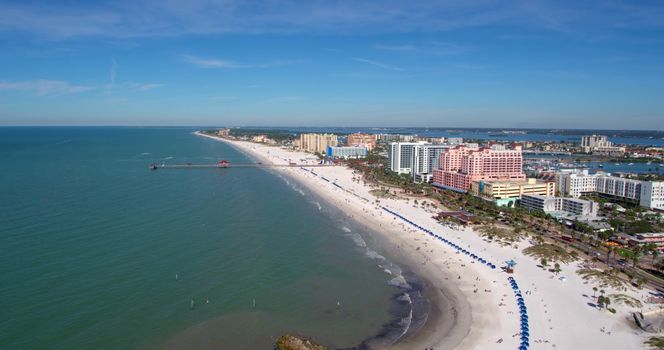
[646, 243, 660, 265]
[631, 246, 644, 269]
[592, 287, 598, 297]
[606, 246, 616, 268]
[554, 263, 561, 275]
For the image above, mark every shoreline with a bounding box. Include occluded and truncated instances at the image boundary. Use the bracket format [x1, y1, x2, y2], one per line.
[196, 131, 651, 350]
[196, 132, 481, 349]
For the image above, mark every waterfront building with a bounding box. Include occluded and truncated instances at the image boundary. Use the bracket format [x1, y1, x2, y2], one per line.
[641, 181, 664, 211]
[581, 135, 611, 151]
[346, 133, 376, 151]
[615, 232, 664, 252]
[376, 134, 415, 143]
[216, 128, 231, 137]
[470, 178, 556, 207]
[556, 169, 664, 210]
[520, 194, 599, 217]
[580, 134, 625, 155]
[387, 142, 422, 174]
[432, 144, 525, 192]
[556, 169, 603, 197]
[250, 135, 276, 144]
[299, 133, 338, 154]
[595, 176, 643, 202]
[412, 144, 451, 183]
[326, 146, 368, 159]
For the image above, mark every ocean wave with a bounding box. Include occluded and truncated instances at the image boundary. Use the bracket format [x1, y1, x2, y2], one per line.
[365, 249, 386, 261]
[140, 152, 152, 156]
[161, 156, 174, 160]
[313, 201, 322, 211]
[292, 186, 305, 196]
[396, 306, 413, 341]
[387, 275, 411, 289]
[277, 174, 305, 196]
[341, 226, 351, 233]
[396, 293, 412, 304]
[346, 233, 367, 248]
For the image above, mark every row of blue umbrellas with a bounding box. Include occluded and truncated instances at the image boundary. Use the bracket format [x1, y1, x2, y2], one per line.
[508, 276, 530, 349]
[307, 172, 529, 350]
[381, 207, 497, 270]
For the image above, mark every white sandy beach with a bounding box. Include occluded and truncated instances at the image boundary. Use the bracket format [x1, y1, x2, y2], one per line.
[197, 132, 653, 350]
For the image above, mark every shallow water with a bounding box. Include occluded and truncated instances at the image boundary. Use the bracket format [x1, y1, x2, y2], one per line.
[0, 127, 415, 349]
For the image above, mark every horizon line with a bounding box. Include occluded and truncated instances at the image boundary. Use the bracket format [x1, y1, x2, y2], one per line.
[1, 124, 663, 133]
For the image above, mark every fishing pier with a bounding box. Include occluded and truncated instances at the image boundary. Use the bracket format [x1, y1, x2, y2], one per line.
[149, 160, 335, 170]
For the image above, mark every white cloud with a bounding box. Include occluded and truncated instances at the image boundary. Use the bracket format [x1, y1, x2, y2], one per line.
[352, 57, 403, 71]
[183, 54, 305, 69]
[182, 55, 247, 68]
[8, 1, 657, 40]
[0, 80, 93, 95]
[133, 83, 164, 91]
[374, 41, 468, 55]
[0, 79, 163, 95]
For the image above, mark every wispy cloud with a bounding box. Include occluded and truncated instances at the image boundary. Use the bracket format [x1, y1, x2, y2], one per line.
[0, 80, 93, 95]
[374, 41, 468, 55]
[353, 57, 403, 71]
[261, 96, 306, 103]
[183, 54, 304, 69]
[105, 82, 165, 91]
[0, 79, 163, 95]
[132, 83, 164, 91]
[182, 55, 247, 68]
[373, 44, 418, 51]
[5, 1, 662, 40]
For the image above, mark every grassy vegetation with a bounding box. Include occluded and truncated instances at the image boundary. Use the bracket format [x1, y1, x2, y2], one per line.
[523, 243, 578, 264]
[577, 268, 627, 290]
[477, 225, 525, 246]
[369, 189, 399, 199]
[645, 337, 664, 350]
[608, 293, 643, 308]
[227, 128, 297, 143]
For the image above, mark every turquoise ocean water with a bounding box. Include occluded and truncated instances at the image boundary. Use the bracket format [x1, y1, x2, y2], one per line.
[0, 127, 414, 349]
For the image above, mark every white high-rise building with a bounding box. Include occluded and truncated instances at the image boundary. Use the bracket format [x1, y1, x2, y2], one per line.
[581, 135, 611, 150]
[639, 181, 664, 210]
[412, 144, 451, 183]
[556, 169, 601, 197]
[580, 135, 625, 155]
[387, 142, 421, 174]
[596, 176, 642, 202]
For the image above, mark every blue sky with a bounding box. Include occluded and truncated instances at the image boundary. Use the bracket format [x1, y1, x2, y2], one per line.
[1, 1, 663, 129]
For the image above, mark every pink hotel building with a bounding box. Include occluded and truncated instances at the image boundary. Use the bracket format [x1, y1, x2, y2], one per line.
[432, 144, 525, 192]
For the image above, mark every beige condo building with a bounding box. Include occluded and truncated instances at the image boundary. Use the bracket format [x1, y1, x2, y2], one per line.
[299, 133, 338, 154]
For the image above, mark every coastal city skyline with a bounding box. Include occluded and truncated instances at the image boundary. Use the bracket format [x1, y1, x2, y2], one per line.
[2, 1, 664, 129]
[4, 2, 664, 350]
